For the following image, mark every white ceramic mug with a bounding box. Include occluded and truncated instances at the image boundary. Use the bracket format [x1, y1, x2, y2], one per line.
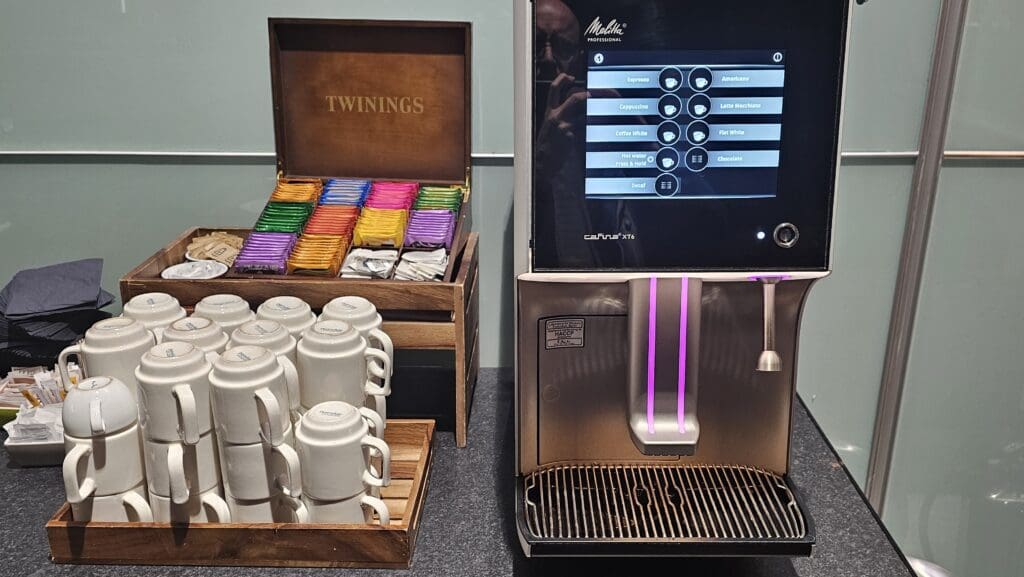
[195, 294, 255, 335]
[61, 376, 138, 439]
[159, 316, 229, 354]
[63, 424, 146, 502]
[209, 345, 299, 445]
[229, 320, 297, 365]
[225, 491, 309, 523]
[289, 403, 384, 437]
[144, 430, 221, 504]
[57, 317, 156, 397]
[135, 341, 215, 444]
[319, 296, 394, 373]
[121, 292, 187, 334]
[296, 321, 391, 410]
[257, 296, 316, 338]
[301, 492, 390, 525]
[295, 401, 390, 501]
[150, 486, 231, 524]
[218, 426, 301, 501]
[71, 483, 153, 522]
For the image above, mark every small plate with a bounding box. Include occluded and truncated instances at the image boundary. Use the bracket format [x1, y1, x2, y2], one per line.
[161, 260, 228, 280]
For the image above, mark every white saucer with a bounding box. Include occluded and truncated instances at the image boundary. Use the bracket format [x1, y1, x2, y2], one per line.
[161, 260, 228, 280]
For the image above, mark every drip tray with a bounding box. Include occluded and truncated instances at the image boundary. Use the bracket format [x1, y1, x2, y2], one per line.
[516, 463, 814, 557]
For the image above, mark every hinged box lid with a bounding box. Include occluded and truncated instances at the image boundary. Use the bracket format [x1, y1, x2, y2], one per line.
[269, 19, 471, 185]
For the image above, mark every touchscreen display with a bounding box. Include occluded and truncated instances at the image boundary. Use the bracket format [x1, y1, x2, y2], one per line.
[584, 50, 785, 200]
[530, 0, 849, 272]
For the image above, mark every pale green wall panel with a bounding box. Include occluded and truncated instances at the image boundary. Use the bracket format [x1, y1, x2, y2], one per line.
[796, 162, 913, 483]
[0, 161, 270, 294]
[842, 0, 942, 151]
[945, 0, 1024, 150]
[883, 165, 1024, 577]
[0, 0, 513, 154]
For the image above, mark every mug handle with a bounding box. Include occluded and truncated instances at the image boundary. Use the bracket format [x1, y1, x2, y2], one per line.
[88, 396, 106, 435]
[62, 444, 96, 504]
[369, 394, 387, 432]
[57, 343, 83, 391]
[360, 494, 391, 526]
[280, 494, 309, 523]
[358, 406, 385, 438]
[201, 492, 231, 523]
[271, 442, 302, 498]
[151, 327, 164, 344]
[205, 351, 220, 366]
[367, 328, 394, 376]
[254, 387, 284, 446]
[167, 442, 190, 505]
[360, 435, 391, 488]
[278, 356, 301, 411]
[363, 348, 391, 397]
[171, 384, 200, 445]
[122, 490, 154, 522]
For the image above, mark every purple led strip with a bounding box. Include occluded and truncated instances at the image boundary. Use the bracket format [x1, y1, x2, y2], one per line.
[678, 279, 688, 434]
[647, 277, 657, 435]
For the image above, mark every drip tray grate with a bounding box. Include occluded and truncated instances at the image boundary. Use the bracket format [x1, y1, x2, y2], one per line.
[522, 463, 807, 542]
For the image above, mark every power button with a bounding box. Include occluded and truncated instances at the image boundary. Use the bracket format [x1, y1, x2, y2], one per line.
[773, 223, 799, 248]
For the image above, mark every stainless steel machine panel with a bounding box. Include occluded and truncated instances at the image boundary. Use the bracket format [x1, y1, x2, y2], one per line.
[519, 277, 814, 477]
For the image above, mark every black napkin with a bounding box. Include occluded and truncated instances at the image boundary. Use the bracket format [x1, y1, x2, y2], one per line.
[0, 258, 108, 320]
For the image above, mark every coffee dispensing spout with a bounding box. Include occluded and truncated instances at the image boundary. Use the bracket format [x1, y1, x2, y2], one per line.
[756, 277, 782, 373]
[626, 277, 702, 456]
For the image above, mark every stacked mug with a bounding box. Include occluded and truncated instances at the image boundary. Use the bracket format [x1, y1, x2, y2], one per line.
[57, 316, 157, 399]
[195, 294, 256, 335]
[256, 296, 317, 338]
[296, 401, 391, 524]
[210, 345, 305, 522]
[160, 316, 230, 355]
[62, 377, 152, 522]
[228, 319, 301, 421]
[135, 341, 230, 523]
[121, 292, 188, 338]
[296, 320, 391, 421]
[319, 297, 394, 422]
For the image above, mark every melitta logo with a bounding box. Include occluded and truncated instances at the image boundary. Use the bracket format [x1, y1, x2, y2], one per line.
[584, 232, 636, 241]
[585, 17, 626, 41]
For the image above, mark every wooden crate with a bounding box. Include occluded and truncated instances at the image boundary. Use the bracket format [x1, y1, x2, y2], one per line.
[47, 420, 434, 568]
[121, 229, 480, 446]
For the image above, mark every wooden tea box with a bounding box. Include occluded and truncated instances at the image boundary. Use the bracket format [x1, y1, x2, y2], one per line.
[121, 19, 479, 446]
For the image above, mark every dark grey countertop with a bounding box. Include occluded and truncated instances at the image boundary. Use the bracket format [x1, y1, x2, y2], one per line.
[0, 369, 914, 576]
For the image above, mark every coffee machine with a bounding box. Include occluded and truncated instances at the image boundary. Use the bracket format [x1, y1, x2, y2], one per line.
[512, 0, 851, 557]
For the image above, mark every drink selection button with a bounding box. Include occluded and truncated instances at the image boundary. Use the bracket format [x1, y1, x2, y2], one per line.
[658, 94, 682, 119]
[688, 94, 711, 119]
[654, 174, 680, 197]
[687, 121, 710, 145]
[659, 67, 683, 92]
[656, 148, 680, 172]
[657, 121, 681, 145]
[684, 147, 709, 172]
[688, 66, 713, 92]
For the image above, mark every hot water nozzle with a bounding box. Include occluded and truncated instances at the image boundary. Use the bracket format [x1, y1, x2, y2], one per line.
[757, 277, 782, 373]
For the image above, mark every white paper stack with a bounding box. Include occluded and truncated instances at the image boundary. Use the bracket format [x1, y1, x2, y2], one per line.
[4, 404, 63, 442]
[340, 249, 400, 279]
[394, 249, 448, 282]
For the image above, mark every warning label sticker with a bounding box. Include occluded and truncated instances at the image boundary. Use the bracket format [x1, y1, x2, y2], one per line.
[544, 318, 585, 349]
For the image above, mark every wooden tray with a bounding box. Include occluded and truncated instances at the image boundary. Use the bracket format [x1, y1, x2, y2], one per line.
[46, 420, 434, 569]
